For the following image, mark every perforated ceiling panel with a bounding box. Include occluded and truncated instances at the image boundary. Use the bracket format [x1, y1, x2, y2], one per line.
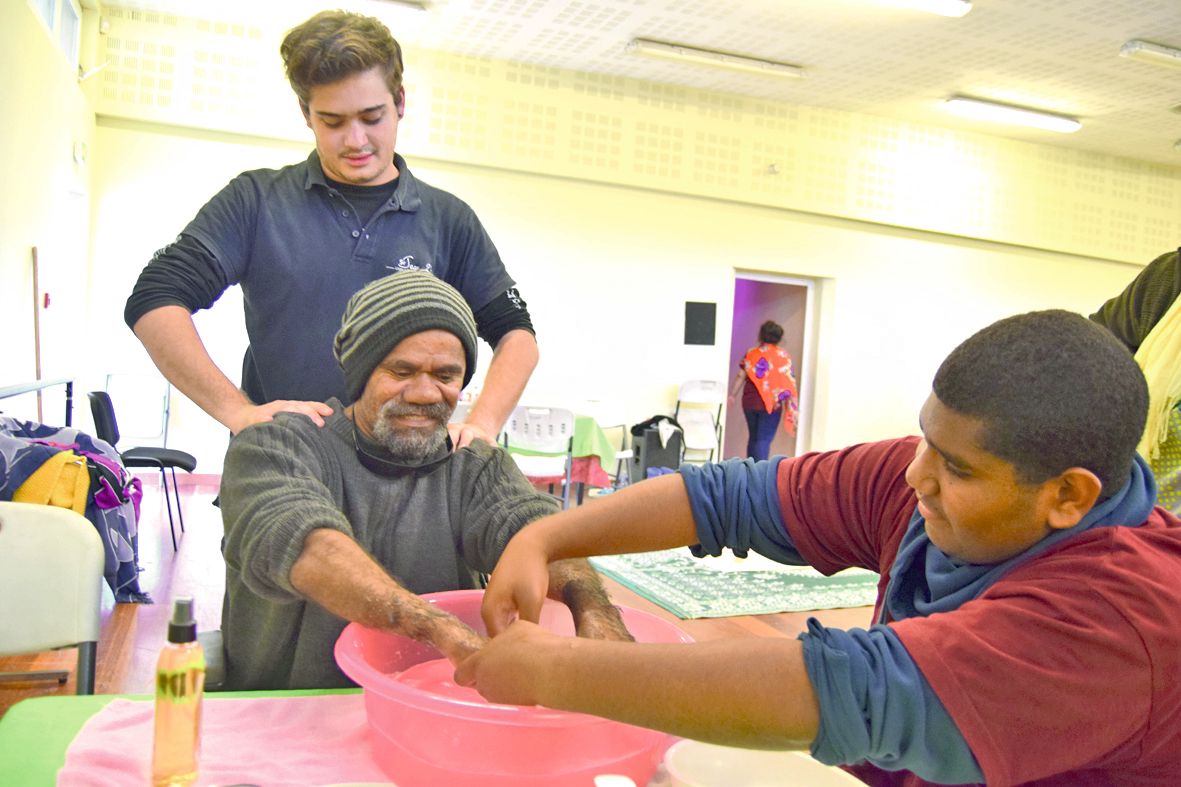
[96, 0, 1181, 262]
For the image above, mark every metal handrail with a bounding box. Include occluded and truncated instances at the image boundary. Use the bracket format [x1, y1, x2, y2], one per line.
[0, 378, 74, 426]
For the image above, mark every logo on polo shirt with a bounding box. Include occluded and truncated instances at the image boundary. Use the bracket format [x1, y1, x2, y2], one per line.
[386, 255, 433, 273]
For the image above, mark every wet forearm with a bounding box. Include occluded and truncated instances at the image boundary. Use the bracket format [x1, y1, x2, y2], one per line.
[291, 529, 479, 656]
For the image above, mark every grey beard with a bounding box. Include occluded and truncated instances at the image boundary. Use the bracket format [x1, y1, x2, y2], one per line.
[371, 400, 451, 462]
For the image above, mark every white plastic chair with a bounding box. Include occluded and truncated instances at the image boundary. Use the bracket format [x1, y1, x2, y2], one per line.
[674, 380, 725, 462]
[598, 424, 635, 488]
[0, 501, 105, 694]
[678, 409, 721, 463]
[501, 406, 575, 508]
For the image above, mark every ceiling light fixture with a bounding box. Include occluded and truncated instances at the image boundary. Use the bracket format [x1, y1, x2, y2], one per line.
[943, 95, 1081, 133]
[626, 38, 806, 79]
[1119, 39, 1181, 68]
[875, 0, 972, 17]
[375, 0, 429, 11]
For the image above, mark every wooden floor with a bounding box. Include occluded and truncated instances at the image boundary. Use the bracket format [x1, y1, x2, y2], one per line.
[0, 473, 225, 720]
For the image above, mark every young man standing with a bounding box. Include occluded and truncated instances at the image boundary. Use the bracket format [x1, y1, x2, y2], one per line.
[125, 11, 536, 448]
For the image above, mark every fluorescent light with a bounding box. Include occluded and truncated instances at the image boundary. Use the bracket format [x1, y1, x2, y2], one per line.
[943, 96, 1081, 133]
[873, 0, 972, 17]
[626, 39, 806, 79]
[1119, 39, 1181, 68]
[381, 0, 429, 10]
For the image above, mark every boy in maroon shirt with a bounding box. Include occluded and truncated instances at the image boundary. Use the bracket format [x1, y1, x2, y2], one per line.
[458, 310, 1181, 786]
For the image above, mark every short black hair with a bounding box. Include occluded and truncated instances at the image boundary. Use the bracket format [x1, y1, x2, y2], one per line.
[932, 309, 1147, 496]
[758, 320, 784, 345]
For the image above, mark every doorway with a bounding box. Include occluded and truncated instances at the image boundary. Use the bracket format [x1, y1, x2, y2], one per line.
[723, 273, 813, 460]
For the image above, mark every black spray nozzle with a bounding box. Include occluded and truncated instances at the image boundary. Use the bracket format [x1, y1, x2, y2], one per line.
[167, 596, 198, 643]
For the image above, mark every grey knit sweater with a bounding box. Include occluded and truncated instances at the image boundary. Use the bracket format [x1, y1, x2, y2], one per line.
[218, 399, 558, 690]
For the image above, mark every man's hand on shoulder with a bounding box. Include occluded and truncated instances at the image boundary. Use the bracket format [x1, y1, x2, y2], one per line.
[229, 400, 335, 434]
[448, 419, 498, 450]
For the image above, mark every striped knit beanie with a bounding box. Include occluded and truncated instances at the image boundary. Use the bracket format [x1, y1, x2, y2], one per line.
[333, 270, 478, 401]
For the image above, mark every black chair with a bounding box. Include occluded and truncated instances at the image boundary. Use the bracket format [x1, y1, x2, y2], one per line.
[87, 391, 197, 551]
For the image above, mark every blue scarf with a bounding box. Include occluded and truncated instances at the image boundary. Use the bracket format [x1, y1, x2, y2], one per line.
[883, 454, 1157, 622]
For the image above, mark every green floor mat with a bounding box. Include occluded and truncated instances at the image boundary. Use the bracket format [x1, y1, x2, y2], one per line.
[591, 549, 880, 619]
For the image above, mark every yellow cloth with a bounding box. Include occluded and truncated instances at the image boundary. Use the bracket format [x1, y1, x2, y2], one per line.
[1134, 291, 1181, 462]
[13, 449, 90, 515]
[1149, 408, 1181, 513]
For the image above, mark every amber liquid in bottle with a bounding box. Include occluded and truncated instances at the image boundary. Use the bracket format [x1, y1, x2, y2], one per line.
[151, 597, 205, 786]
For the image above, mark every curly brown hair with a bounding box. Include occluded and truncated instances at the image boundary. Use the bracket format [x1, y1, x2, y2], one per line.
[280, 10, 404, 107]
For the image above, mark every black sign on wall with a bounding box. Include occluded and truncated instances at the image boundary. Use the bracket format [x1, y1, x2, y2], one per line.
[684, 301, 717, 346]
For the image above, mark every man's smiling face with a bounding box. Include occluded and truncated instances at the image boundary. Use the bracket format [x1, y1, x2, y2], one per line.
[352, 329, 464, 462]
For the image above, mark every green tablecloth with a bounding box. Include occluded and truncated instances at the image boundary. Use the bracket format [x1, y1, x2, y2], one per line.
[507, 414, 619, 475]
[0, 688, 355, 782]
[591, 549, 881, 619]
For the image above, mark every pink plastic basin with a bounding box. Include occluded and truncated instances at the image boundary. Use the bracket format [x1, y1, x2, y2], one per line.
[334, 589, 693, 787]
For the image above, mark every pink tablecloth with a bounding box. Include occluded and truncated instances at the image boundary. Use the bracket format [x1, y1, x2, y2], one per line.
[57, 694, 390, 786]
[524, 456, 611, 490]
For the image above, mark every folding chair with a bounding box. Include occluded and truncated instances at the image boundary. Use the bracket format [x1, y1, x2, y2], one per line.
[674, 379, 725, 463]
[88, 391, 197, 551]
[678, 409, 720, 463]
[597, 423, 635, 489]
[501, 406, 575, 508]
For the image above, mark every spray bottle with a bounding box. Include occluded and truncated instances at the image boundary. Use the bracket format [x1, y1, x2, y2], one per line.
[152, 597, 205, 786]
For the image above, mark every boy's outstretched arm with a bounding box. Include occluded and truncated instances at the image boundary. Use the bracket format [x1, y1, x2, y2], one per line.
[454, 620, 819, 750]
[481, 473, 699, 635]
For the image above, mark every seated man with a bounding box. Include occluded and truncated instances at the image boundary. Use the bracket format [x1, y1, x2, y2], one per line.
[219, 270, 628, 690]
[458, 310, 1181, 785]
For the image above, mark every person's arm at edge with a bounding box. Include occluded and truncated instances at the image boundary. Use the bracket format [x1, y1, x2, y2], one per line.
[456, 621, 818, 749]
[481, 473, 697, 634]
[132, 305, 333, 434]
[450, 328, 538, 448]
[290, 528, 483, 663]
[1088, 248, 1181, 353]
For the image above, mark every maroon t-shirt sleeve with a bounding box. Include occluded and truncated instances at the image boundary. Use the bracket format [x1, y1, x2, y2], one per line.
[892, 535, 1154, 785]
[777, 436, 920, 578]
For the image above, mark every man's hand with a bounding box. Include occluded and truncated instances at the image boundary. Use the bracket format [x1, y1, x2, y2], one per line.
[448, 419, 498, 450]
[453, 620, 561, 706]
[228, 400, 335, 435]
[481, 529, 553, 635]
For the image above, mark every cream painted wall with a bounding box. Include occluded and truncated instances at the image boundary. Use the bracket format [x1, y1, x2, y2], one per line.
[5, 2, 1166, 475]
[91, 122, 1142, 473]
[0, 2, 95, 399]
